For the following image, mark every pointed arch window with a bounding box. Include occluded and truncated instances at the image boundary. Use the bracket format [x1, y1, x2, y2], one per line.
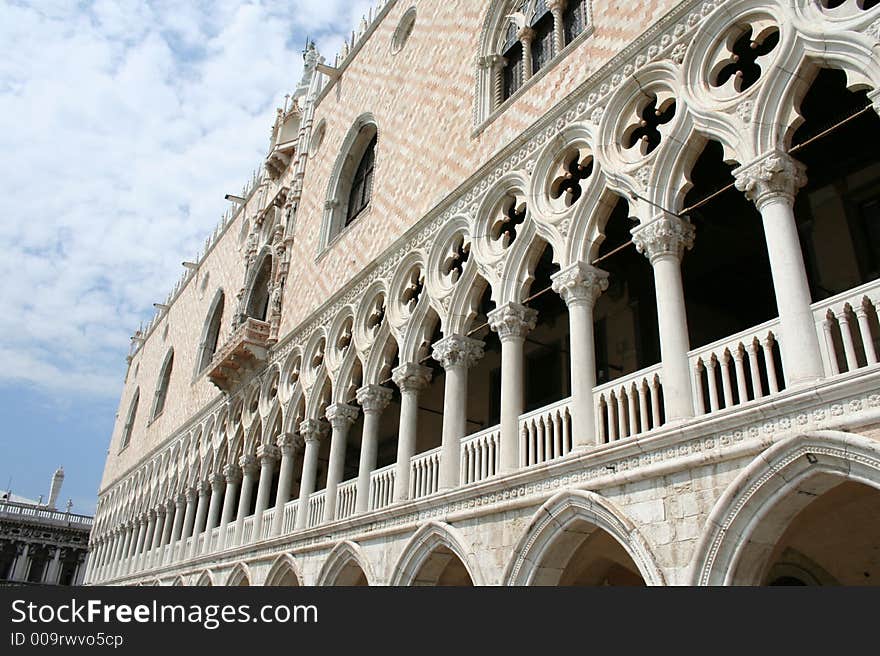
[346, 134, 377, 226]
[246, 257, 272, 322]
[152, 350, 174, 420]
[120, 389, 139, 450]
[198, 291, 225, 373]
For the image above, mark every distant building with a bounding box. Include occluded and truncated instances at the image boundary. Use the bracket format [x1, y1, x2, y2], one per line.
[0, 467, 92, 586]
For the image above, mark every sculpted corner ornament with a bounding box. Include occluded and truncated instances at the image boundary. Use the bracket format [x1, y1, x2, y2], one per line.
[733, 151, 807, 209]
[488, 303, 538, 341]
[356, 384, 393, 414]
[432, 335, 485, 370]
[326, 403, 359, 429]
[631, 214, 695, 263]
[551, 262, 609, 307]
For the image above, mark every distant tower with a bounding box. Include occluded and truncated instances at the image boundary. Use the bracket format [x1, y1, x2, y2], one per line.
[47, 466, 64, 509]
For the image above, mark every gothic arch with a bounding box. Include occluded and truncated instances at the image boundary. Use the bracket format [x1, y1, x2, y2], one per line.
[316, 540, 374, 586]
[264, 554, 304, 587]
[120, 388, 139, 450]
[195, 569, 216, 586]
[504, 489, 666, 586]
[151, 348, 175, 420]
[244, 250, 273, 323]
[690, 430, 880, 586]
[226, 562, 252, 586]
[195, 288, 225, 375]
[390, 521, 484, 586]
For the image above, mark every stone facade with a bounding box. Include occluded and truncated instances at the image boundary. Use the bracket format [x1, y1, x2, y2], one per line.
[89, 0, 880, 586]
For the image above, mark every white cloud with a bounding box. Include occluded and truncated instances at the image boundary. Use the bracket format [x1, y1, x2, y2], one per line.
[0, 0, 367, 399]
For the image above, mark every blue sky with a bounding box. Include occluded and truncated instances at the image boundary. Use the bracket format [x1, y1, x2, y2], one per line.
[0, 0, 372, 515]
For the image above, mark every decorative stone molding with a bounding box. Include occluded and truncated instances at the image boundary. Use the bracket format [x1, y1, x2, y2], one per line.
[391, 363, 433, 393]
[299, 419, 329, 444]
[631, 214, 695, 264]
[355, 384, 392, 414]
[488, 303, 538, 341]
[733, 150, 807, 210]
[550, 262, 609, 307]
[432, 335, 485, 370]
[326, 403, 359, 429]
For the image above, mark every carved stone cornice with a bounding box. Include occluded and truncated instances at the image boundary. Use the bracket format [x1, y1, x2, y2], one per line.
[299, 419, 329, 444]
[432, 335, 485, 370]
[488, 303, 538, 341]
[392, 363, 433, 394]
[733, 150, 807, 210]
[326, 403, 359, 430]
[551, 262, 609, 308]
[631, 214, 695, 264]
[356, 384, 393, 414]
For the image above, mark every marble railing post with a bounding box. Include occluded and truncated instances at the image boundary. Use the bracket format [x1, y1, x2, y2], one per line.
[295, 420, 329, 530]
[734, 150, 824, 384]
[234, 455, 259, 546]
[632, 214, 696, 421]
[324, 403, 359, 522]
[489, 303, 538, 474]
[392, 363, 433, 502]
[355, 385, 392, 513]
[552, 262, 609, 448]
[252, 444, 279, 541]
[433, 335, 485, 491]
[271, 433, 302, 536]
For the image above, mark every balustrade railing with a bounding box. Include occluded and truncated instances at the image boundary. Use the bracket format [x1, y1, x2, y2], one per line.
[519, 398, 572, 468]
[283, 499, 298, 534]
[369, 464, 395, 511]
[595, 365, 665, 442]
[241, 516, 254, 544]
[224, 523, 236, 550]
[260, 509, 274, 540]
[410, 448, 441, 499]
[689, 319, 784, 415]
[335, 480, 358, 520]
[814, 279, 880, 376]
[307, 491, 325, 528]
[461, 426, 500, 484]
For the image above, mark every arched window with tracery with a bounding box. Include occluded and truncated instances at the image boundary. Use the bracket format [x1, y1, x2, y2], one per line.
[478, 1, 593, 123]
[246, 257, 272, 322]
[197, 291, 225, 373]
[152, 349, 174, 420]
[120, 389, 139, 450]
[321, 115, 379, 249]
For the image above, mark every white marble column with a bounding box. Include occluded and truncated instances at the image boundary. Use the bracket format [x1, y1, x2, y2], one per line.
[179, 488, 197, 544]
[552, 262, 609, 448]
[251, 444, 279, 542]
[488, 303, 537, 474]
[392, 363, 433, 502]
[44, 547, 61, 585]
[519, 26, 536, 80]
[161, 499, 175, 547]
[11, 543, 30, 581]
[188, 483, 209, 558]
[355, 385, 392, 513]
[271, 433, 301, 536]
[432, 335, 485, 491]
[548, 0, 566, 54]
[734, 150, 824, 384]
[324, 403, 359, 522]
[234, 455, 259, 546]
[219, 464, 242, 546]
[202, 473, 225, 554]
[150, 507, 165, 552]
[129, 517, 147, 572]
[295, 420, 329, 530]
[632, 214, 696, 422]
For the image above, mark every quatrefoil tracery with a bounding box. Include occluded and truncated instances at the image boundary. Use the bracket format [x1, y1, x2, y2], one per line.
[821, 0, 879, 10]
[401, 268, 425, 310]
[367, 296, 386, 332]
[442, 235, 471, 283]
[490, 196, 527, 249]
[712, 24, 780, 93]
[622, 93, 677, 156]
[550, 149, 594, 206]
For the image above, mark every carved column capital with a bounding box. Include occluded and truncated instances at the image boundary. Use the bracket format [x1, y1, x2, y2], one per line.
[194, 480, 209, 496]
[518, 26, 536, 44]
[238, 454, 259, 477]
[326, 403, 359, 430]
[391, 363, 433, 394]
[631, 213, 695, 264]
[256, 444, 279, 464]
[488, 303, 538, 342]
[275, 432, 302, 456]
[547, 0, 568, 12]
[299, 419, 329, 444]
[223, 464, 242, 485]
[356, 384, 393, 414]
[209, 472, 225, 491]
[432, 335, 485, 370]
[551, 262, 609, 307]
[168, 498, 179, 511]
[733, 150, 807, 210]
